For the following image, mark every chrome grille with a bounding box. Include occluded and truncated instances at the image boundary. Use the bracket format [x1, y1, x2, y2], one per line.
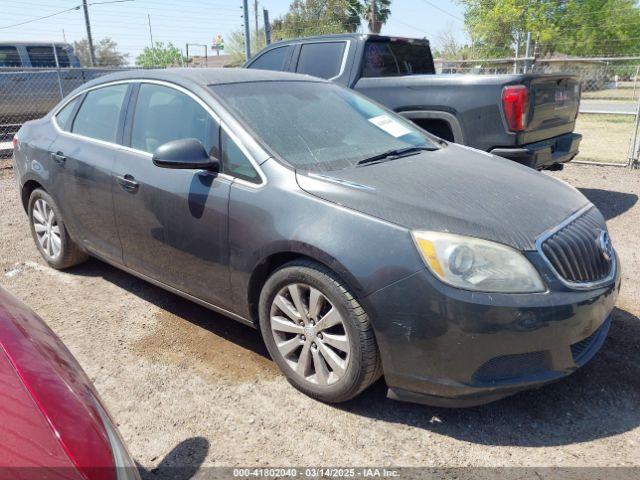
[538, 206, 614, 286]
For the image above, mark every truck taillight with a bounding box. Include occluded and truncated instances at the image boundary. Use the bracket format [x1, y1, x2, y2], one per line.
[502, 85, 529, 132]
[12, 136, 18, 148]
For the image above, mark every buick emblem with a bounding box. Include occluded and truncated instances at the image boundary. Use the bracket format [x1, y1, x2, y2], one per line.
[598, 231, 613, 262]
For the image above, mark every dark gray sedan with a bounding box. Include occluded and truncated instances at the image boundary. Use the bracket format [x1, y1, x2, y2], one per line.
[12, 69, 620, 407]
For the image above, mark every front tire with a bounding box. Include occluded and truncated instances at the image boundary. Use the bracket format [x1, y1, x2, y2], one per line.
[259, 260, 382, 403]
[28, 189, 88, 270]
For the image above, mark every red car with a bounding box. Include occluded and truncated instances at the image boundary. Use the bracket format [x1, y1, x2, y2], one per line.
[0, 287, 139, 480]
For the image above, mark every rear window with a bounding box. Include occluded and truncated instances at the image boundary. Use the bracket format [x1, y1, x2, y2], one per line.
[249, 46, 290, 71]
[55, 97, 81, 131]
[362, 40, 435, 77]
[296, 42, 346, 79]
[26, 46, 71, 67]
[0, 46, 21, 67]
[72, 84, 128, 143]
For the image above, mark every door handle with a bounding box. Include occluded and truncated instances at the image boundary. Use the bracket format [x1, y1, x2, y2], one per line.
[116, 174, 139, 192]
[51, 151, 66, 165]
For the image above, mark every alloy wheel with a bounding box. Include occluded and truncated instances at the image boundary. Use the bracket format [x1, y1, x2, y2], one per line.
[270, 283, 351, 386]
[32, 198, 61, 260]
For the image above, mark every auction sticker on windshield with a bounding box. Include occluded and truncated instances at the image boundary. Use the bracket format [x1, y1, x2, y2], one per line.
[368, 115, 413, 138]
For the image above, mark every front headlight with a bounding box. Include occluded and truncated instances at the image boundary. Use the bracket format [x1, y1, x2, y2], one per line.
[412, 231, 545, 293]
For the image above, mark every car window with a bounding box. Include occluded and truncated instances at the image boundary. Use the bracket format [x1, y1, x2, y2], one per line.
[0, 46, 21, 67]
[131, 83, 219, 155]
[362, 40, 435, 77]
[296, 42, 346, 79]
[54, 47, 71, 67]
[55, 97, 81, 131]
[25, 45, 70, 67]
[221, 130, 260, 184]
[72, 84, 128, 143]
[248, 46, 290, 71]
[211, 81, 439, 173]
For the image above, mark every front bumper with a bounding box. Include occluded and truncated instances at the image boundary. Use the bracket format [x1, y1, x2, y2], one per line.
[363, 253, 620, 407]
[490, 132, 582, 170]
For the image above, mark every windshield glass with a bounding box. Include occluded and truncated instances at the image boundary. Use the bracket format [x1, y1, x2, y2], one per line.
[211, 81, 439, 172]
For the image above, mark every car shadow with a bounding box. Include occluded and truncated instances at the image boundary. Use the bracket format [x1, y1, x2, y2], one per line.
[72, 259, 640, 448]
[137, 436, 209, 480]
[70, 258, 270, 360]
[337, 306, 640, 447]
[578, 188, 638, 220]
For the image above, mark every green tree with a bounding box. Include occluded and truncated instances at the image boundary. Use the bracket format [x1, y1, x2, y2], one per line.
[226, 28, 267, 66]
[270, 0, 361, 39]
[361, 0, 392, 34]
[135, 42, 185, 68]
[73, 37, 128, 67]
[269, 0, 392, 40]
[460, 0, 640, 58]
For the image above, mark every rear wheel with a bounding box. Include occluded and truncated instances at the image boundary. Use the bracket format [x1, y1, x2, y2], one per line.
[259, 260, 382, 403]
[28, 189, 88, 269]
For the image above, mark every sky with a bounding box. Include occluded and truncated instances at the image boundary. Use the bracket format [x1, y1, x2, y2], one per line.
[0, 0, 468, 64]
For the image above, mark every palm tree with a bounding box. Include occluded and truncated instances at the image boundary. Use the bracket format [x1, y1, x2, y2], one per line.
[362, 0, 391, 34]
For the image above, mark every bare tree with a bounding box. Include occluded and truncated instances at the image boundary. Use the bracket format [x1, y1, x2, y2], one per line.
[73, 38, 128, 67]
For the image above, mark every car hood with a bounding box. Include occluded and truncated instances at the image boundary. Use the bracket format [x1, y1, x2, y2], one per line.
[295, 144, 590, 251]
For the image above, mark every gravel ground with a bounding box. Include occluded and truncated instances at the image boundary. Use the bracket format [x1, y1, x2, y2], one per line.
[1, 162, 639, 476]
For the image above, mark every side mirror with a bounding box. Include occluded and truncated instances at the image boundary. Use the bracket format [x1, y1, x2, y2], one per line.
[152, 138, 220, 172]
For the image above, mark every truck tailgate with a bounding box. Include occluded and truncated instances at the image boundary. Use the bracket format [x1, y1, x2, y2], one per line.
[522, 75, 580, 143]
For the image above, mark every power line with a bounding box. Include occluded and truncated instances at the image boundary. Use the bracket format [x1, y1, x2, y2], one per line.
[418, 0, 464, 22]
[0, 0, 134, 30]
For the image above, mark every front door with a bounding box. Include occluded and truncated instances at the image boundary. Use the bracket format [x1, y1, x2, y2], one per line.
[112, 82, 232, 308]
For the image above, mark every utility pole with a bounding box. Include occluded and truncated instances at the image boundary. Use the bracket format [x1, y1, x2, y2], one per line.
[254, 0, 259, 48]
[513, 31, 520, 74]
[242, 0, 251, 61]
[523, 31, 531, 73]
[263, 9, 271, 45]
[81, 0, 96, 67]
[147, 14, 157, 67]
[370, 0, 377, 33]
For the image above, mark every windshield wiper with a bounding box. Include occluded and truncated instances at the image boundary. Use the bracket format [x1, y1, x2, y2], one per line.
[356, 146, 437, 166]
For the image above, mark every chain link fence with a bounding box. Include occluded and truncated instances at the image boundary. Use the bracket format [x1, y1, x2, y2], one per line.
[0, 67, 133, 152]
[2, 60, 640, 168]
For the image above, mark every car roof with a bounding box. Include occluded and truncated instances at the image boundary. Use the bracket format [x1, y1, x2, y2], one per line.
[265, 33, 430, 48]
[0, 41, 73, 47]
[81, 67, 325, 90]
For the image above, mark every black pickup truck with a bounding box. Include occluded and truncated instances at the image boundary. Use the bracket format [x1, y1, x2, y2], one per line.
[246, 34, 582, 170]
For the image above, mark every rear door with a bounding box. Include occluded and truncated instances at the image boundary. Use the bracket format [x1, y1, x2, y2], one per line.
[47, 83, 129, 263]
[294, 41, 348, 80]
[112, 82, 232, 307]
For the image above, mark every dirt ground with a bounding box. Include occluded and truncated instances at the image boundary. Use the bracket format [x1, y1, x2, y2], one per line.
[1, 163, 639, 476]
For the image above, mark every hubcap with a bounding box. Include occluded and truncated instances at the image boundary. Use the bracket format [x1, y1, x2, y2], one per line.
[270, 283, 350, 386]
[32, 199, 61, 259]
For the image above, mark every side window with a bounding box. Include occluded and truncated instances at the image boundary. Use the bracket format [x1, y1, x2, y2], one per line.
[248, 46, 290, 71]
[0, 46, 21, 67]
[296, 42, 346, 79]
[55, 47, 71, 68]
[221, 130, 260, 184]
[26, 46, 56, 67]
[72, 84, 128, 143]
[131, 83, 219, 155]
[55, 97, 81, 131]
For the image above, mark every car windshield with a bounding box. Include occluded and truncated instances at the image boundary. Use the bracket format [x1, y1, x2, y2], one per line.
[210, 81, 440, 172]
